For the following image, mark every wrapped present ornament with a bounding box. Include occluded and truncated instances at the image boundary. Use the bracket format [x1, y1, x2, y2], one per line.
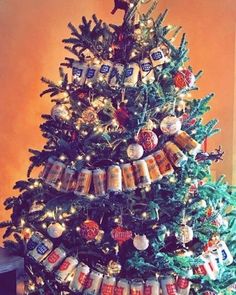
[56, 256, 78, 283]
[97, 60, 113, 82]
[101, 275, 116, 295]
[130, 279, 144, 295]
[72, 61, 88, 86]
[109, 63, 125, 88]
[44, 160, 65, 188]
[43, 247, 67, 272]
[74, 168, 92, 196]
[144, 277, 160, 295]
[116, 279, 130, 295]
[60, 167, 75, 192]
[174, 131, 201, 155]
[121, 163, 136, 191]
[153, 150, 174, 176]
[150, 47, 166, 67]
[83, 270, 104, 295]
[69, 262, 90, 293]
[123, 63, 140, 87]
[93, 169, 106, 196]
[139, 58, 155, 84]
[160, 276, 178, 295]
[164, 142, 188, 167]
[144, 155, 162, 182]
[107, 165, 122, 192]
[29, 238, 53, 263]
[133, 160, 151, 188]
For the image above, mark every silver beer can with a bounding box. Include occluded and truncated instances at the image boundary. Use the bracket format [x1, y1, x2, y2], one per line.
[69, 262, 90, 292]
[130, 279, 144, 295]
[115, 279, 130, 295]
[43, 246, 67, 272]
[29, 238, 53, 262]
[83, 270, 103, 295]
[55, 256, 78, 283]
[26, 231, 44, 255]
[144, 277, 160, 295]
[101, 275, 116, 295]
[160, 276, 178, 295]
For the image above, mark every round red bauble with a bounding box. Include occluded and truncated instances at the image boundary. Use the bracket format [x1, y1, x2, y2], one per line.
[173, 69, 195, 89]
[137, 129, 158, 152]
[114, 107, 129, 127]
[80, 220, 100, 241]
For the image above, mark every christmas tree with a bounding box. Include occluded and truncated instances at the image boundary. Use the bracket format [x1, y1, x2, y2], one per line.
[1, 0, 236, 294]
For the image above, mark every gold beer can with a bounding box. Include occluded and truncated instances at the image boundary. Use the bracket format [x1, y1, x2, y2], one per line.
[164, 141, 188, 167]
[93, 169, 106, 196]
[174, 131, 201, 155]
[74, 169, 92, 196]
[153, 150, 174, 176]
[121, 163, 136, 191]
[144, 155, 162, 182]
[133, 160, 151, 188]
[107, 165, 122, 192]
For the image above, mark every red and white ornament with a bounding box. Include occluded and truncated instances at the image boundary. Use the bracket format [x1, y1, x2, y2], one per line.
[160, 116, 182, 135]
[137, 129, 158, 152]
[111, 226, 133, 246]
[173, 69, 195, 89]
[80, 220, 100, 241]
[127, 143, 144, 160]
[133, 234, 149, 251]
[47, 222, 65, 239]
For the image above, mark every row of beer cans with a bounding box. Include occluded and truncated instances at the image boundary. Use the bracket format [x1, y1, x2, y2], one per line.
[72, 46, 167, 88]
[40, 139, 195, 196]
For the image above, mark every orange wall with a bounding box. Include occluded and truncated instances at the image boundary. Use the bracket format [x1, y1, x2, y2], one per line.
[0, 0, 235, 244]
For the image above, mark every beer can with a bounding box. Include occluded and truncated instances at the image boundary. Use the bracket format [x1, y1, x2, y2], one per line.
[115, 279, 130, 295]
[217, 240, 233, 266]
[43, 247, 67, 272]
[121, 163, 136, 191]
[69, 262, 90, 292]
[210, 247, 222, 265]
[29, 238, 53, 262]
[27, 231, 44, 254]
[130, 279, 144, 295]
[45, 160, 65, 188]
[74, 168, 92, 196]
[133, 160, 151, 188]
[149, 47, 165, 67]
[39, 157, 55, 179]
[72, 61, 88, 86]
[201, 291, 217, 295]
[123, 63, 140, 87]
[97, 60, 113, 83]
[164, 142, 188, 167]
[176, 275, 191, 295]
[60, 167, 75, 192]
[109, 63, 125, 88]
[160, 276, 178, 295]
[83, 270, 103, 295]
[56, 256, 79, 283]
[107, 165, 122, 192]
[174, 131, 201, 155]
[86, 63, 99, 85]
[93, 169, 106, 196]
[153, 150, 174, 176]
[194, 254, 217, 280]
[203, 253, 219, 280]
[144, 277, 160, 295]
[144, 155, 162, 182]
[139, 58, 155, 84]
[101, 275, 116, 295]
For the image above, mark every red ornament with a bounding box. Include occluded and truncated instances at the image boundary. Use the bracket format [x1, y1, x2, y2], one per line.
[114, 107, 129, 127]
[111, 226, 132, 246]
[137, 129, 158, 152]
[173, 69, 195, 89]
[180, 113, 197, 126]
[80, 220, 100, 241]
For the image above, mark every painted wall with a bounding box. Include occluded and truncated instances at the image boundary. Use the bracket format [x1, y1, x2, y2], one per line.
[0, 0, 235, 244]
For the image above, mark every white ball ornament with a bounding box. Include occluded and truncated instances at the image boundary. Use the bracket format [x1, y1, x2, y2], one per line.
[47, 222, 65, 239]
[133, 234, 149, 251]
[160, 116, 182, 135]
[127, 143, 144, 160]
[51, 104, 70, 121]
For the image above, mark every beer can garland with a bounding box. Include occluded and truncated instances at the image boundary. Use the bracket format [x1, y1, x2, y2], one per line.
[164, 142, 188, 167]
[83, 270, 104, 295]
[72, 61, 88, 86]
[93, 169, 106, 196]
[139, 58, 155, 84]
[109, 63, 125, 88]
[144, 155, 162, 182]
[45, 160, 65, 188]
[69, 262, 90, 293]
[121, 163, 136, 191]
[150, 47, 166, 67]
[97, 60, 113, 82]
[43, 247, 67, 272]
[39, 157, 55, 179]
[144, 277, 160, 295]
[176, 274, 191, 295]
[123, 63, 140, 87]
[75, 169, 92, 195]
[56, 256, 79, 283]
[160, 276, 178, 295]
[133, 160, 151, 187]
[101, 275, 116, 295]
[60, 167, 75, 192]
[174, 131, 201, 155]
[153, 150, 174, 176]
[130, 279, 144, 295]
[27, 231, 44, 254]
[107, 165, 122, 192]
[115, 279, 130, 295]
[29, 238, 53, 263]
